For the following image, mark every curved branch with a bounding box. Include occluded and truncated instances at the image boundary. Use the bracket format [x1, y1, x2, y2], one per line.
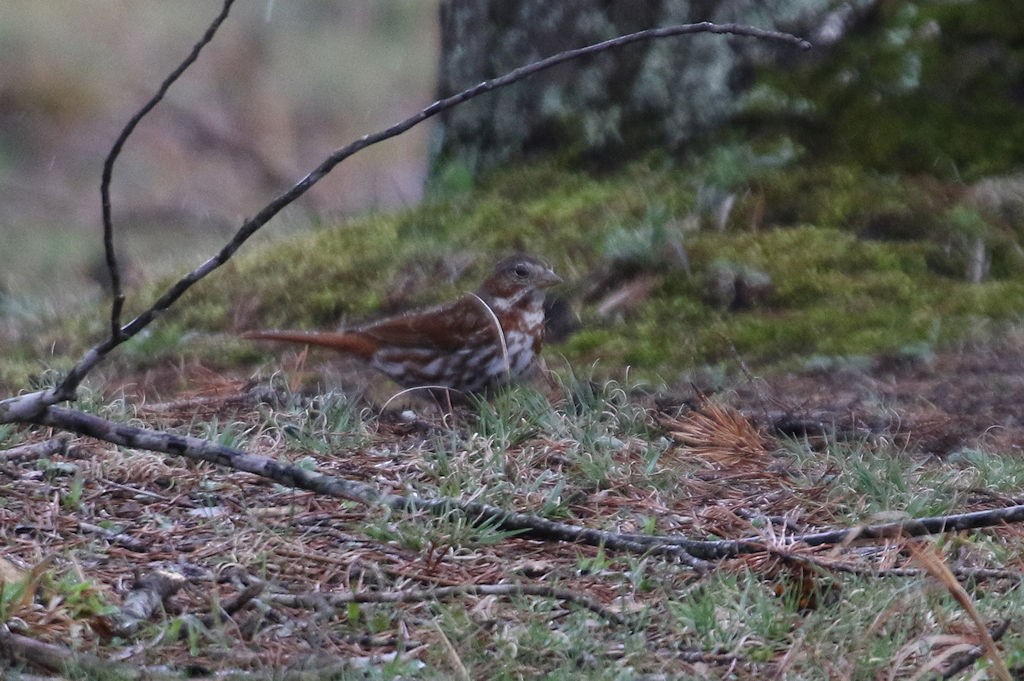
[47, 20, 810, 404]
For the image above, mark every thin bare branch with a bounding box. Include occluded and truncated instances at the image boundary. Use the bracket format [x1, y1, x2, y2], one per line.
[939, 619, 1012, 680]
[767, 506, 1024, 546]
[99, 0, 236, 345]
[0, 436, 66, 463]
[22, 405, 711, 567]
[765, 549, 1024, 582]
[614, 504, 1024, 552]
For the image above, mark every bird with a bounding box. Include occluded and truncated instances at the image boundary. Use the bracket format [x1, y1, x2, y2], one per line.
[243, 255, 562, 398]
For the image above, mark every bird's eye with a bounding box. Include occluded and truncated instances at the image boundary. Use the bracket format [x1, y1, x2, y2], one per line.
[513, 264, 530, 278]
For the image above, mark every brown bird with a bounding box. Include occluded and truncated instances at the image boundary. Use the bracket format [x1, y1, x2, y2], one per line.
[243, 255, 562, 397]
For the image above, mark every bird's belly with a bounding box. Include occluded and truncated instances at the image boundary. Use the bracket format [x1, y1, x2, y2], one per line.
[373, 331, 536, 393]
[497, 329, 536, 377]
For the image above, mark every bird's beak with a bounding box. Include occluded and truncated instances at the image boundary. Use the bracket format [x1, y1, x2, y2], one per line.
[539, 267, 563, 288]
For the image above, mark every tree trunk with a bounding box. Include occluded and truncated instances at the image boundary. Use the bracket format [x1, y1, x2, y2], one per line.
[430, 0, 858, 179]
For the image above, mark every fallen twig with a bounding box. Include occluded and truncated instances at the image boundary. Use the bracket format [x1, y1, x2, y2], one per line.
[218, 581, 266, 617]
[24, 405, 1024, 571]
[910, 543, 1012, 681]
[26, 405, 718, 567]
[0, 437, 67, 463]
[938, 619, 1012, 680]
[270, 582, 628, 626]
[0, 622, 323, 679]
[112, 569, 188, 637]
[0, 625, 139, 678]
[77, 521, 151, 553]
[767, 548, 1024, 583]
[615, 504, 1024, 552]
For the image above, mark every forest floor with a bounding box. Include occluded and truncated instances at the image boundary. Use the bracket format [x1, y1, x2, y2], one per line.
[3, 333, 1024, 680]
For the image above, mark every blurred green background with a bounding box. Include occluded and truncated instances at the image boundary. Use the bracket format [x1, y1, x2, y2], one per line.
[0, 2, 438, 308]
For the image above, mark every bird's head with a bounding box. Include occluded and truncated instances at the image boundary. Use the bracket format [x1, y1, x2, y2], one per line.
[479, 255, 562, 304]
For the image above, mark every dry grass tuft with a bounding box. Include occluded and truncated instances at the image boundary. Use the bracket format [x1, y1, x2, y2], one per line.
[661, 401, 772, 469]
[908, 541, 1013, 681]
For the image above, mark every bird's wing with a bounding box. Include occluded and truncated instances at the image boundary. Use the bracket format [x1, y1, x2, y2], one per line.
[358, 294, 499, 351]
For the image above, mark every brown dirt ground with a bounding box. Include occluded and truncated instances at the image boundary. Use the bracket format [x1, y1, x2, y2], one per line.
[729, 340, 1024, 457]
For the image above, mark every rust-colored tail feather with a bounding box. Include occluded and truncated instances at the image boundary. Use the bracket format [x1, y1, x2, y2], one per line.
[242, 330, 378, 360]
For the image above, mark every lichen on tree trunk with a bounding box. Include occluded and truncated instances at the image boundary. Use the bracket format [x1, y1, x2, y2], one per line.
[430, 0, 846, 180]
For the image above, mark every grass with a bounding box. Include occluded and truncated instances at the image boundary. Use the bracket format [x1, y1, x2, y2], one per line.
[3, 372, 1024, 678]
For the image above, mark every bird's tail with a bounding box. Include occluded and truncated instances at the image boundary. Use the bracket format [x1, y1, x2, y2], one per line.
[242, 330, 376, 360]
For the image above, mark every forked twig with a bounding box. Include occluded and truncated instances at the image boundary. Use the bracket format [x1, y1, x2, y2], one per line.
[0, 13, 819, 584]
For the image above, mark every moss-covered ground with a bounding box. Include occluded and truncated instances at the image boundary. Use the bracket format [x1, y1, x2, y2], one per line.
[6, 141, 1023, 399]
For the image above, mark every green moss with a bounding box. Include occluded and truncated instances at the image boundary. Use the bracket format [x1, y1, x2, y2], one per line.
[752, 0, 1024, 180]
[563, 329, 615, 357]
[6, 151, 1024, 389]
